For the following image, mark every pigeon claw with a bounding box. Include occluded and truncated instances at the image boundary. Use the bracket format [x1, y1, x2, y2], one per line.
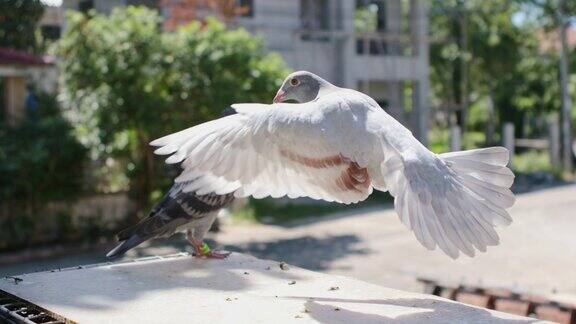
[193, 249, 231, 259]
[205, 250, 231, 259]
[191, 241, 231, 259]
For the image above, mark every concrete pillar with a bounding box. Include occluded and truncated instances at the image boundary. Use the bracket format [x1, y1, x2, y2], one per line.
[409, 0, 429, 146]
[548, 117, 561, 169]
[385, 0, 402, 55]
[485, 93, 495, 145]
[412, 79, 429, 146]
[503, 123, 515, 167]
[387, 81, 405, 124]
[340, 0, 356, 89]
[331, 0, 346, 86]
[450, 126, 462, 151]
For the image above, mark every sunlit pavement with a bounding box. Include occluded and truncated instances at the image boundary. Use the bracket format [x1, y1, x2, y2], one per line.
[2, 184, 576, 301]
[216, 184, 576, 299]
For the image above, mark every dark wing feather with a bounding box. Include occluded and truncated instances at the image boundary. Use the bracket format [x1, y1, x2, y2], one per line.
[108, 181, 234, 258]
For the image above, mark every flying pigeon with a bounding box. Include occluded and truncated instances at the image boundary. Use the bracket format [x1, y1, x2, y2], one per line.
[150, 71, 515, 259]
[106, 109, 239, 259]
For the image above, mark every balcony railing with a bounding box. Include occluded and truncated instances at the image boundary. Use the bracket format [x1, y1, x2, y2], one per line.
[355, 32, 414, 56]
[292, 29, 417, 57]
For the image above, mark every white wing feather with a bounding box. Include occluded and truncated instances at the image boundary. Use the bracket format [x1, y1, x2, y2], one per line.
[151, 97, 377, 204]
[381, 134, 514, 258]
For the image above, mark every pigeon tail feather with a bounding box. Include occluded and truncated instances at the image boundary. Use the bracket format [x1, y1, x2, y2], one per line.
[106, 235, 145, 258]
[384, 146, 515, 259]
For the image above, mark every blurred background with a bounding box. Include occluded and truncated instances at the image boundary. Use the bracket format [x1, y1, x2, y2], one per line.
[0, 0, 575, 320]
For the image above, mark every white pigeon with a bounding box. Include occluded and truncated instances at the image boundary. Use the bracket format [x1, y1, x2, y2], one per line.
[151, 71, 515, 258]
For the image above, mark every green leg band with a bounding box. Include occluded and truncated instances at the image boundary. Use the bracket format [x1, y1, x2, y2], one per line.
[200, 243, 211, 254]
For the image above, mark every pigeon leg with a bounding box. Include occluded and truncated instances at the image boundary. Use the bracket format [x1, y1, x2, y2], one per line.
[186, 230, 230, 259]
[186, 230, 204, 257]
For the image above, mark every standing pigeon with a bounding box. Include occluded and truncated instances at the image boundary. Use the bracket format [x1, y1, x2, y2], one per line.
[106, 109, 239, 259]
[106, 181, 234, 259]
[151, 71, 515, 258]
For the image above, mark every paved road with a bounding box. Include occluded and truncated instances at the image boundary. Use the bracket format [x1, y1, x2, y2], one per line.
[3, 184, 575, 301]
[218, 184, 576, 300]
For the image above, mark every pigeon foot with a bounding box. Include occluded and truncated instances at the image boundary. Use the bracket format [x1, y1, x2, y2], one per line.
[187, 234, 229, 259]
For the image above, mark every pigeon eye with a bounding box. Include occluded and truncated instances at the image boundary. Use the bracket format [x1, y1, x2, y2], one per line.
[290, 78, 299, 86]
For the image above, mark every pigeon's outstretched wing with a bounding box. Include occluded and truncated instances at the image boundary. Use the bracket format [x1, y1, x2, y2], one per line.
[151, 97, 381, 204]
[382, 145, 514, 258]
[347, 95, 515, 258]
[152, 90, 515, 258]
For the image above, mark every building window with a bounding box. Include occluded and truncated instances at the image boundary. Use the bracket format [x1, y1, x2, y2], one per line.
[237, 0, 254, 17]
[78, 0, 94, 13]
[355, 0, 386, 33]
[356, 0, 388, 55]
[300, 0, 329, 41]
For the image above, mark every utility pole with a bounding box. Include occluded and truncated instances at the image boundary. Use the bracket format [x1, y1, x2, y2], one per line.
[460, 1, 469, 135]
[557, 0, 573, 173]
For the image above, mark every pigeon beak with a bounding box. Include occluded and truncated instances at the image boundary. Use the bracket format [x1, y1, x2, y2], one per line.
[273, 89, 286, 103]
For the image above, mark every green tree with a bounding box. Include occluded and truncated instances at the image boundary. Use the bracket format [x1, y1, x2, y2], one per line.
[58, 7, 288, 217]
[0, 92, 87, 204]
[466, 1, 540, 136]
[0, 90, 88, 251]
[518, 0, 576, 171]
[429, 0, 568, 139]
[0, 0, 44, 52]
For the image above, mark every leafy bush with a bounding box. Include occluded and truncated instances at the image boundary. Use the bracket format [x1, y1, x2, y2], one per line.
[0, 92, 87, 204]
[0, 0, 44, 52]
[58, 7, 289, 215]
[0, 92, 88, 251]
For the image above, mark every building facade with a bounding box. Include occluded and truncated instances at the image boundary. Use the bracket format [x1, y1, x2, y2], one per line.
[62, 0, 429, 143]
[0, 48, 55, 126]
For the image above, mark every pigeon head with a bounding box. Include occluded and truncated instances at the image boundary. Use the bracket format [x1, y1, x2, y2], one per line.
[273, 71, 335, 103]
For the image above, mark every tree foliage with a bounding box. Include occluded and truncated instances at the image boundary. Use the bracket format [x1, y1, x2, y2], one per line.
[0, 0, 44, 52]
[429, 0, 575, 139]
[0, 92, 87, 204]
[58, 7, 289, 214]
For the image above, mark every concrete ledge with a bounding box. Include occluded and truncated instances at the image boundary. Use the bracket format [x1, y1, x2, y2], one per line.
[0, 253, 540, 323]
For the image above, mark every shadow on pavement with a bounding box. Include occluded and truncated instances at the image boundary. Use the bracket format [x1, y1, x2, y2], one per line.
[1, 233, 369, 279]
[286, 297, 537, 323]
[277, 203, 393, 229]
[226, 234, 370, 271]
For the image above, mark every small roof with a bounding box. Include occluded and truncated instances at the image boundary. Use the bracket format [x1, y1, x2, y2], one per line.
[0, 47, 54, 66]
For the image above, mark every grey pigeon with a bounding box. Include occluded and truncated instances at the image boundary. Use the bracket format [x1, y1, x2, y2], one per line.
[106, 182, 235, 259]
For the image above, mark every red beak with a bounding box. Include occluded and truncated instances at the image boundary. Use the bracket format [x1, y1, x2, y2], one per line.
[273, 89, 286, 103]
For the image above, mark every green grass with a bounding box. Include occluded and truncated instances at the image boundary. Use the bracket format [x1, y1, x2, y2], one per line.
[429, 128, 486, 154]
[232, 191, 393, 224]
[512, 150, 556, 174]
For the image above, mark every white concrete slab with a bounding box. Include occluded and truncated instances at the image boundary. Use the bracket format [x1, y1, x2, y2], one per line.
[0, 253, 538, 323]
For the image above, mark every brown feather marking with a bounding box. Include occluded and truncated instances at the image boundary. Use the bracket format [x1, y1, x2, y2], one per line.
[338, 162, 370, 192]
[280, 148, 346, 168]
[280, 148, 370, 193]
